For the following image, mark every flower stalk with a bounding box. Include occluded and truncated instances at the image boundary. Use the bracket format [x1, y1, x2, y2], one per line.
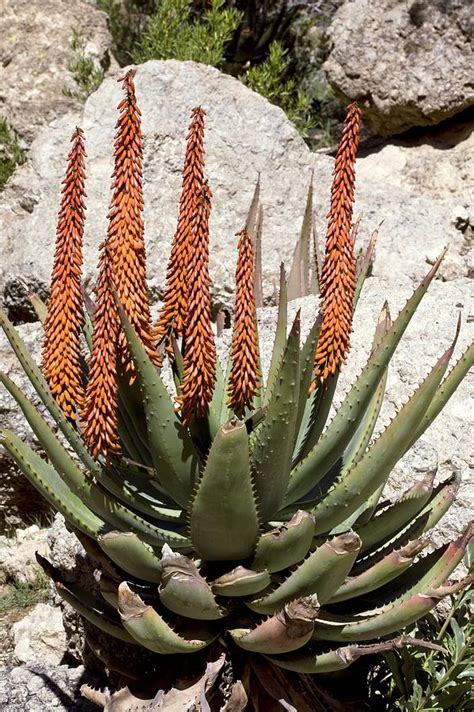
[178, 183, 216, 425]
[41, 127, 86, 420]
[80, 241, 121, 458]
[312, 102, 362, 388]
[107, 69, 160, 378]
[155, 107, 206, 355]
[227, 229, 260, 415]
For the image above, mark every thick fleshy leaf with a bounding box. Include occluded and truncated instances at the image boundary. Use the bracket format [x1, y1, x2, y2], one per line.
[230, 595, 319, 654]
[159, 545, 227, 620]
[264, 265, 287, 405]
[400, 523, 474, 597]
[287, 251, 447, 504]
[0, 380, 191, 550]
[98, 532, 162, 584]
[267, 635, 445, 674]
[251, 510, 315, 574]
[210, 566, 270, 597]
[251, 312, 300, 520]
[1, 431, 106, 538]
[99, 574, 119, 609]
[293, 313, 322, 452]
[287, 175, 313, 301]
[118, 582, 218, 653]
[312, 578, 471, 642]
[310, 337, 454, 535]
[28, 292, 48, 324]
[328, 539, 427, 603]
[355, 472, 435, 553]
[0, 308, 99, 475]
[245, 174, 260, 237]
[247, 531, 361, 614]
[406, 340, 473, 452]
[189, 418, 259, 560]
[291, 227, 380, 469]
[36, 554, 134, 644]
[117, 305, 196, 508]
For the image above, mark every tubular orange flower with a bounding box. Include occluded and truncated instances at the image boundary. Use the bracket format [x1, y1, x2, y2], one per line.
[41, 127, 86, 420]
[80, 241, 121, 458]
[178, 183, 216, 425]
[227, 229, 261, 415]
[312, 102, 362, 389]
[107, 68, 161, 378]
[154, 107, 206, 354]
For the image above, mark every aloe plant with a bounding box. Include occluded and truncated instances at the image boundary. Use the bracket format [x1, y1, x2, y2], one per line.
[1, 68, 472, 710]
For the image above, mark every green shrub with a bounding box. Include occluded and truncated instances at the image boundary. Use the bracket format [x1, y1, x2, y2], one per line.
[0, 119, 25, 191]
[134, 0, 242, 67]
[369, 542, 474, 711]
[64, 29, 105, 99]
[241, 40, 313, 136]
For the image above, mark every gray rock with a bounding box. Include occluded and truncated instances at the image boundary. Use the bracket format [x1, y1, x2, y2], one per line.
[0, 663, 99, 710]
[0, 525, 48, 585]
[0, 0, 115, 147]
[13, 603, 67, 666]
[324, 0, 474, 135]
[0, 59, 471, 325]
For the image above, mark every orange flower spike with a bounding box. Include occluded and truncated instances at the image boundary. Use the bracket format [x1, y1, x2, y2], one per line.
[312, 103, 362, 389]
[154, 107, 206, 354]
[80, 241, 121, 459]
[179, 184, 217, 425]
[41, 127, 87, 420]
[227, 229, 261, 415]
[107, 68, 161, 378]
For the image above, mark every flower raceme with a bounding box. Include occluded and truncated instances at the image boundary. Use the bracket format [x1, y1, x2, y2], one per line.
[178, 183, 217, 425]
[80, 241, 121, 458]
[41, 127, 86, 420]
[227, 229, 261, 415]
[44, 88, 361, 454]
[106, 69, 160, 378]
[312, 102, 362, 388]
[154, 107, 207, 355]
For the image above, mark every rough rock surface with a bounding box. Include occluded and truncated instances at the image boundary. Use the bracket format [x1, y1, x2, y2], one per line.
[358, 113, 474, 206]
[0, 59, 471, 324]
[0, 663, 98, 710]
[0, 525, 48, 584]
[324, 0, 474, 135]
[0, 0, 114, 148]
[13, 603, 67, 665]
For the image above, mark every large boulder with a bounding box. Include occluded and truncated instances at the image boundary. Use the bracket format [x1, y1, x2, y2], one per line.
[0, 59, 471, 324]
[0, 0, 114, 147]
[324, 0, 474, 135]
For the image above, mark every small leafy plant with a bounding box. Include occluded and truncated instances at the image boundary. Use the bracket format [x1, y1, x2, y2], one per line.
[1, 68, 472, 709]
[64, 29, 105, 99]
[369, 544, 474, 711]
[133, 0, 242, 68]
[242, 40, 313, 135]
[0, 571, 49, 616]
[0, 118, 25, 191]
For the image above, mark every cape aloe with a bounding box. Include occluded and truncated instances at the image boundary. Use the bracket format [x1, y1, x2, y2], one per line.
[1, 68, 472, 710]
